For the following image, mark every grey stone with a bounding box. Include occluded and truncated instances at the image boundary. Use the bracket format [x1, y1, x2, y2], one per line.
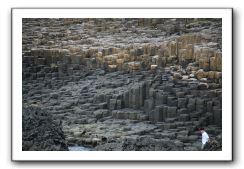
[93, 109, 109, 119]
[98, 102, 108, 109]
[134, 87, 140, 109]
[178, 98, 188, 108]
[139, 83, 146, 107]
[165, 117, 177, 123]
[198, 82, 209, 90]
[139, 114, 149, 121]
[149, 88, 156, 98]
[174, 140, 184, 147]
[167, 106, 177, 118]
[153, 105, 165, 122]
[213, 108, 222, 127]
[123, 91, 129, 108]
[22, 106, 68, 151]
[116, 99, 122, 109]
[178, 108, 188, 114]
[155, 93, 163, 105]
[109, 99, 117, 110]
[176, 92, 185, 98]
[144, 99, 155, 114]
[164, 83, 174, 93]
[128, 88, 134, 108]
[187, 98, 196, 112]
[179, 114, 190, 121]
[94, 94, 106, 103]
[206, 101, 213, 112]
[167, 97, 178, 107]
[184, 147, 198, 151]
[196, 98, 205, 105]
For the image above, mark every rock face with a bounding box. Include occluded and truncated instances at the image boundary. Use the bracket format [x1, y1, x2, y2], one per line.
[22, 18, 222, 151]
[22, 106, 68, 151]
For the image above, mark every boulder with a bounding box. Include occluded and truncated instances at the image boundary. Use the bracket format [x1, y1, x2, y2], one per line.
[173, 72, 182, 80]
[195, 69, 208, 80]
[150, 64, 158, 70]
[128, 61, 141, 71]
[108, 65, 117, 72]
[198, 82, 209, 90]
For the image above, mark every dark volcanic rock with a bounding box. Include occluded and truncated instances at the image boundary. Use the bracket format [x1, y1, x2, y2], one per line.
[22, 18, 222, 151]
[22, 106, 68, 151]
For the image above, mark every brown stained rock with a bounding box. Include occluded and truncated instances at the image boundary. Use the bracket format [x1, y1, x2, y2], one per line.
[128, 61, 141, 71]
[215, 51, 222, 71]
[169, 41, 177, 56]
[199, 57, 210, 70]
[108, 65, 117, 72]
[214, 71, 222, 79]
[210, 52, 222, 72]
[195, 69, 208, 80]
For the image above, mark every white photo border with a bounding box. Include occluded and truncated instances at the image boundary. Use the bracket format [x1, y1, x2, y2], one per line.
[12, 8, 233, 161]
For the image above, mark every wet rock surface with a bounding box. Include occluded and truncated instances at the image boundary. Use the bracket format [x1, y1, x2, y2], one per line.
[22, 18, 222, 151]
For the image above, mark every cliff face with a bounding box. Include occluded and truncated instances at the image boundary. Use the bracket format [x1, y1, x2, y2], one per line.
[22, 18, 222, 151]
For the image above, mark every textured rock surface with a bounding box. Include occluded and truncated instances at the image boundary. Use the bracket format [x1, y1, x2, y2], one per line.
[22, 18, 222, 151]
[22, 106, 68, 151]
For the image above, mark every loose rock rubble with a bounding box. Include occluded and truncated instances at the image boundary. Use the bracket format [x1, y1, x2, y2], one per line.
[22, 18, 222, 151]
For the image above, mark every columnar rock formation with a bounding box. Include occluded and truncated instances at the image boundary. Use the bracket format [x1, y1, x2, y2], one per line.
[22, 18, 222, 151]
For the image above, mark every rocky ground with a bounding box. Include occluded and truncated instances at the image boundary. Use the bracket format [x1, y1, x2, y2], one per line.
[22, 106, 68, 151]
[22, 18, 222, 151]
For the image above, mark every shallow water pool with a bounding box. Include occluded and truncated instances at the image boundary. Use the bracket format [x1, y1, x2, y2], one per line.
[68, 145, 92, 151]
